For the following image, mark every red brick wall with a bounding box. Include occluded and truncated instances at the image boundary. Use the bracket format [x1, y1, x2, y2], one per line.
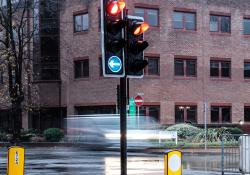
[58, 0, 250, 127]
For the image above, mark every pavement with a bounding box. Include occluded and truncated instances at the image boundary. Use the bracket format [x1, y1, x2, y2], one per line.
[0, 146, 238, 175]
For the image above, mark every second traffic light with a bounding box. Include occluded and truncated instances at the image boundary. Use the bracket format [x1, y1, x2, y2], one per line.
[101, 0, 126, 77]
[126, 16, 149, 78]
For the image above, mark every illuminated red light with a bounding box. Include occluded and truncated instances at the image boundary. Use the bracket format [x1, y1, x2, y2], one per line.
[107, 1, 126, 15]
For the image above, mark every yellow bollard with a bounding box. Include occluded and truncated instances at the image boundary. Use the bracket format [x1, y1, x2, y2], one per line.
[7, 146, 25, 175]
[164, 150, 182, 175]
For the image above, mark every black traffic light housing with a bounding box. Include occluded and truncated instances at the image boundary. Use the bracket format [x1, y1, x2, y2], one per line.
[126, 15, 149, 78]
[101, 0, 126, 77]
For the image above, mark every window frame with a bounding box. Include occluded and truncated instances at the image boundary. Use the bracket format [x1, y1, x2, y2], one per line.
[210, 105, 231, 123]
[134, 7, 159, 27]
[244, 106, 250, 122]
[73, 11, 89, 33]
[0, 71, 3, 84]
[74, 58, 90, 79]
[174, 57, 197, 77]
[210, 59, 231, 78]
[209, 14, 231, 34]
[175, 104, 197, 124]
[173, 10, 196, 31]
[139, 105, 160, 121]
[244, 61, 250, 79]
[144, 56, 160, 76]
[243, 17, 250, 35]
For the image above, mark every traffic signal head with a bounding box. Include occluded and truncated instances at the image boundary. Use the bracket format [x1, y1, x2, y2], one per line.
[101, 0, 126, 77]
[126, 16, 149, 78]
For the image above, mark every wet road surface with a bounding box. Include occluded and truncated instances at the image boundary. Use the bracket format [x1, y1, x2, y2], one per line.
[0, 147, 240, 175]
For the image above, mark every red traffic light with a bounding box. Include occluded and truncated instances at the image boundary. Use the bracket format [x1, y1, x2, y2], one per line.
[107, 0, 126, 15]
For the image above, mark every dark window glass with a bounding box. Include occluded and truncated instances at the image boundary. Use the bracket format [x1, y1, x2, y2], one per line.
[173, 12, 183, 29]
[244, 18, 250, 35]
[148, 58, 159, 75]
[0, 71, 3, 84]
[41, 37, 59, 58]
[186, 60, 196, 76]
[175, 105, 197, 123]
[134, 8, 159, 26]
[222, 107, 231, 122]
[221, 61, 230, 77]
[174, 59, 184, 76]
[175, 106, 184, 123]
[99, 58, 103, 77]
[211, 106, 231, 123]
[210, 60, 230, 78]
[221, 16, 230, 33]
[148, 106, 160, 120]
[76, 106, 116, 115]
[210, 15, 219, 32]
[244, 107, 250, 122]
[211, 106, 219, 123]
[74, 60, 89, 78]
[244, 62, 250, 78]
[98, 9, 101, 29]
[74, 13, 89, 32]
[186, 106, 197, 123]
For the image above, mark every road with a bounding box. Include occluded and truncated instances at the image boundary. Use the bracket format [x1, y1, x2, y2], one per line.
[0, 146, 236, 175]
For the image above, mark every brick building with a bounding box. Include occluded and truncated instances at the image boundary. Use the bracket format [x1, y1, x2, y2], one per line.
[2, 0, 250, 130]
[55, 0, 250, 128]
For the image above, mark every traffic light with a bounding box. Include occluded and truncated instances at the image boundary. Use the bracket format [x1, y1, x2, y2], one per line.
[101, 0, 126, 77]
[126, 16, 149, 78]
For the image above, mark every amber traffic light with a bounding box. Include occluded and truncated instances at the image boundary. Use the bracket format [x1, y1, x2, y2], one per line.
[127, 16, 149, 77]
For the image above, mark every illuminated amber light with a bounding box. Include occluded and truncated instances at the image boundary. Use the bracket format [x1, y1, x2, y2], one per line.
[133, 22, 149, 36]
[118, 1, 126, 11]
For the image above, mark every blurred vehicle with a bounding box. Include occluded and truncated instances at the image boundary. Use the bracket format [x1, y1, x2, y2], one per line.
[65, 114, 170, 148]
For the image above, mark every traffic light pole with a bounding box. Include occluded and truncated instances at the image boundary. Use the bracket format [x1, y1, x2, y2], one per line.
[120, 76, 127, 175]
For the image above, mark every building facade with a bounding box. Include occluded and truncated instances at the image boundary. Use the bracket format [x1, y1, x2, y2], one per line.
[58, 0, 250, 127]
[2, 0, 250, 131]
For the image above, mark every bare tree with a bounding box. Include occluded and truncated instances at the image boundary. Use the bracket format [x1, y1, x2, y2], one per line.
[0, 0, 37, 142]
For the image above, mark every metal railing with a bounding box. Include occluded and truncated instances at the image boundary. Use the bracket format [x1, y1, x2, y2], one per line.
[221, 134, 250, 175]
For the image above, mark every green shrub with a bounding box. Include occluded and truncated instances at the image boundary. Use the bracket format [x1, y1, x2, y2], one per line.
[193, 128, 234, 143]
[224, 127, 243, 135]
[166, 123, 201, 140]
[0, 132, 7, 142]
[43, 128, 64, 142]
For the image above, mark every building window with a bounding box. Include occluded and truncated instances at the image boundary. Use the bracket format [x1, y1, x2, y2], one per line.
[139, 106, 160, 121]
[210, 60, 231, 78]
[134, 7, 159, 26]
[145, 57, 160, 75]
[244, 18, 250, 35]
[175, 105, 197, 124]
[99, 57, 103, 77]
[244, 107, 250, 122]
[244, 62, 250, 79]
[174, 58, 197, 77]
[74, 13, 89, 32]
[211, 106, 231, 123]
[210, 15, 230, 33]
[74, 59, 89, 78]
[0, 71, 3, 84]
[173, 11, 196, 30]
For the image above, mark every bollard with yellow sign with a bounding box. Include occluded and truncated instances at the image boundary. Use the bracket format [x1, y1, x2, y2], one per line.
[7, 146, 25, 175]
[164, 150, 182, 175]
